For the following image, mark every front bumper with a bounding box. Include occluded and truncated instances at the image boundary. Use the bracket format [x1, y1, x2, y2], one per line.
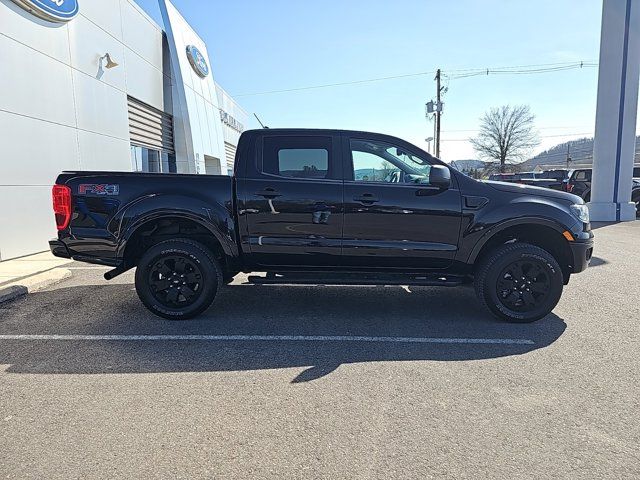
[569, 232, 594, 273]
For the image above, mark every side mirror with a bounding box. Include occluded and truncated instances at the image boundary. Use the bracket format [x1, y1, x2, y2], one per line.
[429, 165, 451, 189]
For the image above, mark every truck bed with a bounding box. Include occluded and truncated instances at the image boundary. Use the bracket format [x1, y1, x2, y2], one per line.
[53, 171, 235, 266]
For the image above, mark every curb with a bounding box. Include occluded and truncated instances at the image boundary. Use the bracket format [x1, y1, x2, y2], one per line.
[0, 268, 72, 305]
[0, 285, 28, 304]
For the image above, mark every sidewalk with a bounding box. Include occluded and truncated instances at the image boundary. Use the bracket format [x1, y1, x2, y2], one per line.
[0, 251, 73, 303]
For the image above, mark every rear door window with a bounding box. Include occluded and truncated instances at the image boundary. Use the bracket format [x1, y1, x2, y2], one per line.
[262, 136, 335, 180]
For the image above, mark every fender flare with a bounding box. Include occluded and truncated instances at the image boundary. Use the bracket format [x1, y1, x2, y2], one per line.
[113, 194, 238, 260]
[465, 216, 568, 265]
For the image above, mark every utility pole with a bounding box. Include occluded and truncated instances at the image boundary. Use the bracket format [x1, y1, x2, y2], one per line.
[566, 142, 571, 169]
[435, 69, 441, 158]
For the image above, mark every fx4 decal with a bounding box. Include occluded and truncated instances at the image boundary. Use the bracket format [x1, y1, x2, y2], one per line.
[79, 184, 120, 195]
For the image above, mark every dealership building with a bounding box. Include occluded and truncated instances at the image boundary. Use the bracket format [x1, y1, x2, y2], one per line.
[0, 0, 248, 260]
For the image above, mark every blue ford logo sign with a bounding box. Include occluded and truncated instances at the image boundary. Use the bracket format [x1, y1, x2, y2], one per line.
[11, 0, 79, 22]
[186, 45, 209, 78]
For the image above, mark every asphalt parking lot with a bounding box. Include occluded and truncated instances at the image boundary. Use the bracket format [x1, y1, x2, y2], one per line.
[1, 222, 639, 479]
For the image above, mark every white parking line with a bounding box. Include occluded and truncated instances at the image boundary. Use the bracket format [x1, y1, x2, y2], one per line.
[66, 266, 112, 270]
[0, 334, 534, 345]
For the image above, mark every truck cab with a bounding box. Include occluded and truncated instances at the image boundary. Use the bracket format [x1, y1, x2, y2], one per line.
[235, 130, 462, 270]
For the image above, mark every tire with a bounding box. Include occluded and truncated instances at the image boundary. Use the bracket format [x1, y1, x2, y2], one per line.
[474, 242, 564, 323]
[134, 239, 222, 320]
[632, 192, 640, 218]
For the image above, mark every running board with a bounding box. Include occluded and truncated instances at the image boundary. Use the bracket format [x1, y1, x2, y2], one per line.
[246, 272, 467, 287]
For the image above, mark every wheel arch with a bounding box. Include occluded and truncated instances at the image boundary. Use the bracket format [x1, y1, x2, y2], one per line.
[116, 197, 238, 274]
[468, 218, 574, 283]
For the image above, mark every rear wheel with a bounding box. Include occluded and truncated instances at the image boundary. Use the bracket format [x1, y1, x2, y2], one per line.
[474, 243, 563, 323]
[135, 239, 222, 320]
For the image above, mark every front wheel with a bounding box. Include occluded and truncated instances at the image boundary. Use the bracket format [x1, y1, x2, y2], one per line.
[135, 239, 222, 320]
[474, 243, 564, 323]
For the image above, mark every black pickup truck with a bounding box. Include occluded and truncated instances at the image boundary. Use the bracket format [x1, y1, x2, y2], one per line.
[50, 129, 594, 323]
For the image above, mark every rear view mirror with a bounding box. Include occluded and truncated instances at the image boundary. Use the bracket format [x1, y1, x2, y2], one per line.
[429, 165, 451, 189]
[396, 148, 408, 157]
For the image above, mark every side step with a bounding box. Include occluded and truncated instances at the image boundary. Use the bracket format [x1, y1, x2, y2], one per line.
[246, 272, 467, 287]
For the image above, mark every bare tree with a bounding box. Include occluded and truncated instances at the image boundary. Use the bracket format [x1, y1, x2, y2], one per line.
[470, 105, 539, 173]
[378, 160, 396, 180]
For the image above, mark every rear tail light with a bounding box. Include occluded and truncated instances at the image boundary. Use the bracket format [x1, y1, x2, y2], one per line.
[566, 183, 574, 193]
[52, 184, 72, 231]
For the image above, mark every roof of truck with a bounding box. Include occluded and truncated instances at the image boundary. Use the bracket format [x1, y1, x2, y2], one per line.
[241, 128, 438, 160]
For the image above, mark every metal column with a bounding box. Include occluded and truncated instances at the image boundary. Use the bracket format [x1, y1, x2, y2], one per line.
[590, 0, 640, 221]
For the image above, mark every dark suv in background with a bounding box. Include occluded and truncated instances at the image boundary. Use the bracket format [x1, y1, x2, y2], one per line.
[566, 168, 593, 200]
[489, 170, 570, 191]
[566, 166, 640, 217]
[566, 165, 640, 201]
[532, 169, 571, 191]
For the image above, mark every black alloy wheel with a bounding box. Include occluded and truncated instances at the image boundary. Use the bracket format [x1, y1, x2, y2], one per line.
[148, 255, 204, 308]
[135, 239, 222, 320]
[474, 242, 564, 323]
[496, 259, 551, 313]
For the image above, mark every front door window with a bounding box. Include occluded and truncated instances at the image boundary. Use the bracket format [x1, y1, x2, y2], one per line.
[350, 139, 432, 184]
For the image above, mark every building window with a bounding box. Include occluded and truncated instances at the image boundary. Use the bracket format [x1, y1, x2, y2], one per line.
[131, 145, 176, 173]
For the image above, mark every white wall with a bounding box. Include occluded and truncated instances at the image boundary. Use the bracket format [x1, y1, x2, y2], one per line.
[160, 0, 227, 175]
[216, 83, 249, 148]
[0, 0, 167, 260]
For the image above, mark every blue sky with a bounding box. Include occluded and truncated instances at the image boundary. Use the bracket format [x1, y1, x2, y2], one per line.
[135, 0, 604, 161]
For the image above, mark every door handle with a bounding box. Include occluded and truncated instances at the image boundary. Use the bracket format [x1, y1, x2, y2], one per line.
[255, 188, 281, 199]
[415, 187, 440, 196]
[353, 193, 379, 204]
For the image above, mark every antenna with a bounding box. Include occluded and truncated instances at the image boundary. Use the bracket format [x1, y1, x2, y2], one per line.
[254, 113, 269, 129]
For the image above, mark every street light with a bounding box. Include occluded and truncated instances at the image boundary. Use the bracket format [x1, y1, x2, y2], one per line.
[425, 136, 434, 154]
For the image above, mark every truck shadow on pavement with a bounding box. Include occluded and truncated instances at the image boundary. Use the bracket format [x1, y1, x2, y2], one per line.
[0, 283, 567, 382]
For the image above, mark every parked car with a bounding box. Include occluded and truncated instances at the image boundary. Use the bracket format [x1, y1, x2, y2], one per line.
[567, 165, 640, 201]
[633, 179, 640, 217]
[566, 168, 593, 200]
[488, 173, 516, 182]
[50, 128, 594, 323]
[533, 169, 571, 191]
[488, 170, 567, 190]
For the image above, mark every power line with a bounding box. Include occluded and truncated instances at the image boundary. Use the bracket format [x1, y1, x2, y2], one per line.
[446, 62, 597, 80]
[232, 61, 597, 98]
[445, 60, 597, 73]
[443, 132, 593, 142]
[442, 125, 594, 133]
[232, 71, 436, 97]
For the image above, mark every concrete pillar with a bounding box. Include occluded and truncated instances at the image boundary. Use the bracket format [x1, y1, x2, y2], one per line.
[589, 0, 640, 221]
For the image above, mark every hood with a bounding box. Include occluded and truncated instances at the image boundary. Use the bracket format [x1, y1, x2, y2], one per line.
[483, 180, 583, 204]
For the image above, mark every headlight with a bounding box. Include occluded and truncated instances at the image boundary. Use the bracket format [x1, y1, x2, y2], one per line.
[570, 204, 590, 223]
